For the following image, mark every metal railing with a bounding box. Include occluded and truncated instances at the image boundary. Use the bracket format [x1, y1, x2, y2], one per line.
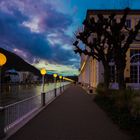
[0, 83, 71, 138]
[4, 95, 42, 132]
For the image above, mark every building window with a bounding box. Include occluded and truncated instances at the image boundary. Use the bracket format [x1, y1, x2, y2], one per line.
[130, 49, 140, 58]
[130, 49, 140, 83]
[125, 19, 131, 28]
[130, 65, 138, 83]
[135, 18, 140, 26]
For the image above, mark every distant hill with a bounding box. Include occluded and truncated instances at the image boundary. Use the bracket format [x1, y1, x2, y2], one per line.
[0, 47, 40, 76]
[0, 48, 78, 82]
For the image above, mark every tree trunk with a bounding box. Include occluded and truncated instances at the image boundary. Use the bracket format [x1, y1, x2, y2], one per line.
[116, 57, 126, 90]
[103, 63, 110, 89]
[113, 44, 125, 90]
[118, 68, 126, 90]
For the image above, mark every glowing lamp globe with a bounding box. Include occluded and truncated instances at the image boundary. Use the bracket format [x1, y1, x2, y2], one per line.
[40, 68, 47, 75]
[59, 76, 62, 79]
[53, 73, 57, 78]
[0, 53, 7, 66]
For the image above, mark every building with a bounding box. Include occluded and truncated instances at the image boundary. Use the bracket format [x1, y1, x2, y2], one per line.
[5, 69, 20, 83]
[78, 9, 140, 89]
[18, 71, 39, 83]
[5, 69, 39, 83]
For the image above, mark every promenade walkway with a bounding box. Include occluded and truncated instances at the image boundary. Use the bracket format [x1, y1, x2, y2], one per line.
[8, 85, 131, 140]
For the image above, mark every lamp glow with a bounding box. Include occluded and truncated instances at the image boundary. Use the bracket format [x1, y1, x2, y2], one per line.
[59, 76, 62, 79]
[40, 68, 47, 75]
[0, 53, 7, 66]
[53, 74, 57, 78]
[0, 53, 7, 97]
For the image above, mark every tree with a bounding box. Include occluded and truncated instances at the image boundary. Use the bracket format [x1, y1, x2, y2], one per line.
[73, 13, 117, 89]
[73, 8, 140, 90]
[108, 9, 140, 89]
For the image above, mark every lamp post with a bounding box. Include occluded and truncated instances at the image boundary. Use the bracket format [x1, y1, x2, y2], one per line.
[0, 53, 7, 97]
[53, 73, 57, 97]
[40, 68, 47, 93]
[0, 53, 7, 138]
[62, 77, 65, 90]
[59, 75, 62, 93]
[40, 68, 47, 107]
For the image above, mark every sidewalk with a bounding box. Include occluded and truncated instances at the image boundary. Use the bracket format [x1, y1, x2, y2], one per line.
[8, 85, 131, 140]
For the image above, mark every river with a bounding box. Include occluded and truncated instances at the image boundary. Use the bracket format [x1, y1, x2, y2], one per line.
[0, 82, 69, 106]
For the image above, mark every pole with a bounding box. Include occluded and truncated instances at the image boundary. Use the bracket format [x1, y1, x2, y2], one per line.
[54, 77, 56, 88]
[42, 75, 44, 93]
[63, 79, 65, 91]
[0, 67, 2, 99]
[60, 79, 61, 93]
[60, 79, 61, 87]
[41, 75, 45, 106]
[54, 77, 56, 97]
[41, 74, 46, 106]
[0, 107, 6, 138]
[41, 92, 45, 106]
[62, 79, 63, 92]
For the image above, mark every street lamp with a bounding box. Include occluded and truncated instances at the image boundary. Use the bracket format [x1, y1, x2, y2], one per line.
[59, 75, 62, 92]
[62, 77, 65, 89]
[0, 53, 7, 96]
[62, 76, 65, 83]
[59, 75, 62, 79]
[40, 68, 47, 93]
[59, 75, 62, 84]
[53, 73, 57, 97]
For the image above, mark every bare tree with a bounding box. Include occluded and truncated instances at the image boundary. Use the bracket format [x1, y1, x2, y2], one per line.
[73, 8, 140, 89]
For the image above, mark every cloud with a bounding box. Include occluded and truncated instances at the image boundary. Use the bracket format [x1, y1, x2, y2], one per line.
[0, 0, 80, 75]
[22, 17, 41, 33]
[33, 59, 79, 76]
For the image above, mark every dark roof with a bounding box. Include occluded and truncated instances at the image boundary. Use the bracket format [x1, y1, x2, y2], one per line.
[87, 9, 140, 18]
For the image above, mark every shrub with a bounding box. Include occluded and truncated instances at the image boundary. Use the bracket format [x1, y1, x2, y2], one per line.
[131, 96, 140, 118]
[114, 89, 136, 111]
[94, 88, 140, 139]
[96, 83, 106, 95]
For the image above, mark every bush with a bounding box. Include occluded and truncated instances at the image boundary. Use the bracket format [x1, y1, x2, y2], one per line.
[131, 96, 140, 118]
[96, 83, 106, 95]
[94, 88, 140, 139]
[114, 89, 136, 110]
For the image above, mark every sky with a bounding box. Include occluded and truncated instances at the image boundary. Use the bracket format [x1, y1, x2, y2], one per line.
[0, 0, 140, 76]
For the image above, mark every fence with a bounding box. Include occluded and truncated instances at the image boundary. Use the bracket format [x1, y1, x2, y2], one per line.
[0, 83, 70, 138]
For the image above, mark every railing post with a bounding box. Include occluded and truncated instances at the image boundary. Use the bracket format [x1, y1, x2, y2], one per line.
[0, 107, 6, 138]
[63, 85, 64, 91]
[54, 88, 57, 97]
[60, 86, 62, 93]
[41, 93, 46, 106]
[61, 86, 63, 92]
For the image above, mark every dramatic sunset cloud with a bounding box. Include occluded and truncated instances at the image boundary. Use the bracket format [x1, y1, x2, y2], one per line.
[0, 0, 139, 76]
